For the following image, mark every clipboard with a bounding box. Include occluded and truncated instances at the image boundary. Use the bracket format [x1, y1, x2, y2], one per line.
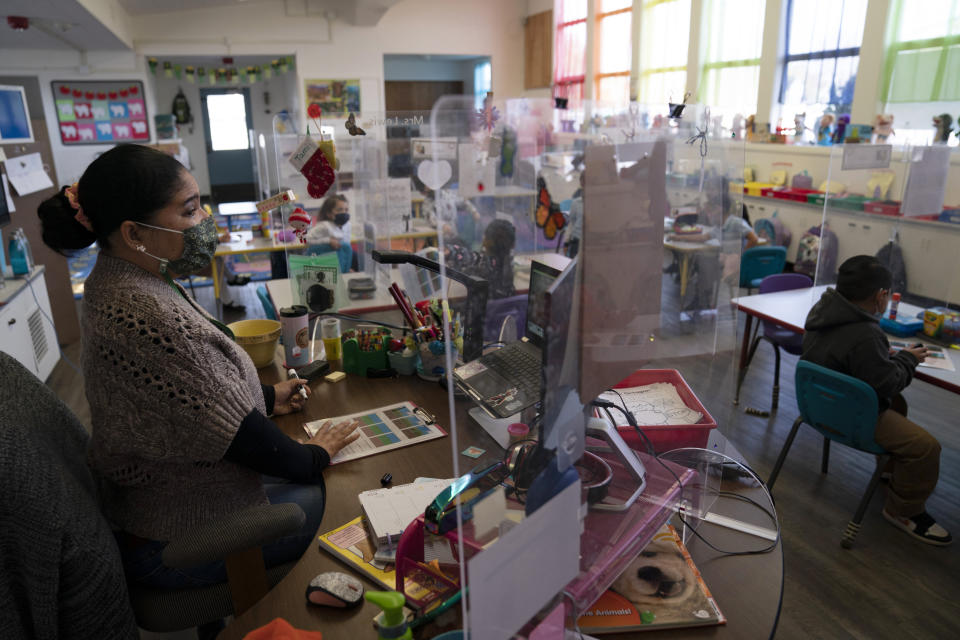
[304, 400, 447, 464]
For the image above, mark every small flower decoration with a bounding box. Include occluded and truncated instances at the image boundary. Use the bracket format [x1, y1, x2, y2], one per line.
[65, 183, 94, 233]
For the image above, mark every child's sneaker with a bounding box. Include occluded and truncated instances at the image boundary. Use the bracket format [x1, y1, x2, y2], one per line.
[882, 509, 953, 546]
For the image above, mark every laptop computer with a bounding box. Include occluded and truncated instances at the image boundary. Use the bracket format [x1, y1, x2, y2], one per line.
[453, 260, 562, 419]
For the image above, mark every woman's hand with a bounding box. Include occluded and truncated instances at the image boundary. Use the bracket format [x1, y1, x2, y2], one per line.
[272, 378, 311, 415]
[305, 419, 361, 458]
[903, 344, 929, 363]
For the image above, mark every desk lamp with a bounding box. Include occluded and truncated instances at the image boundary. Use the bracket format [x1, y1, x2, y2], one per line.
[371, 249, 489, 363]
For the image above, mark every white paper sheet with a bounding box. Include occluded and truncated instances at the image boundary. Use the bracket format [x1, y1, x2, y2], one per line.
[599, 381, 703, 425]
[458, 143, 496, 198]
[5, 152, 54, 196]
[467, 480, 581, 640]
[358, 478, 454, 547]
[902, 146, 950, 217]
[841, 144, 892, 171]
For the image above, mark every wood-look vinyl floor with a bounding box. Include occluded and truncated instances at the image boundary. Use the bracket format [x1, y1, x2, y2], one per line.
[44, 274, 959, 640]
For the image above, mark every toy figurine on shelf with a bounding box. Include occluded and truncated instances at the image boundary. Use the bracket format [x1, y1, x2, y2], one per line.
[794, 112, 807, 140]
[288, 206, 313, 243]
[816, 113, 835, 145]
[731, 113, 744, 139]
[873, 114, 894, 143]
[832, 114, 850, 144]
[933, 113, 953, 143]
[745, 114, 756, 141]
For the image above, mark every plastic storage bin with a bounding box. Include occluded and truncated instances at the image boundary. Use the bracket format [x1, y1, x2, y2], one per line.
[807, 193, 869, 211]
[341, 328, 391, 375]
[771, 187, 820, 203]
[940, 209, 960, 224]
[603, 369, 717, 453]
[864, 200, 902, 216]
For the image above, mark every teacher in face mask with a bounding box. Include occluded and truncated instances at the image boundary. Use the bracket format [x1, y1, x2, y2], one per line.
[37, 144, 360, 594]
[304, 193, 353, 274]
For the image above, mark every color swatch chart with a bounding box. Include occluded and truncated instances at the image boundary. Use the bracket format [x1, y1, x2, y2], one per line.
[305, 401, 446, 464]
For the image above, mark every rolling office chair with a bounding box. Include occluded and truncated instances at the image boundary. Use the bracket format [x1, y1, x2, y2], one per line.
[735, 273, 813, 415]
[0, 352, 305, 635]
[739, 246, 787, 293]
[767, 360, 891, 549]
[257, 284, 278, 320]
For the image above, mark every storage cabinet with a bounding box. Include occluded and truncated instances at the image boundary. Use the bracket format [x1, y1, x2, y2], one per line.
[0, 267, 59, 381]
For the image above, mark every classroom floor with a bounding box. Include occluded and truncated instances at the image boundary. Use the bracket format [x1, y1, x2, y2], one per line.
[44, 265, 959, 640]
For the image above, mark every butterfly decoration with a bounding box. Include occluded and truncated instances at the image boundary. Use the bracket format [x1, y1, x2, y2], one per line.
[473, 94, 500, 131]
[535, 177, 566, 240]
[345, 112, 366, 136]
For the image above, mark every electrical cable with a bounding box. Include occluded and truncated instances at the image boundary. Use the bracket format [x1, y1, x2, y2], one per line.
[593, 392, 780, 557]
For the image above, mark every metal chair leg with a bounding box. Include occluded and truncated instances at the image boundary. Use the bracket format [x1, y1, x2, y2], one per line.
[841, 454, 891, 549]
[768, 416, 804, 491]
[821, 438, 831, 474]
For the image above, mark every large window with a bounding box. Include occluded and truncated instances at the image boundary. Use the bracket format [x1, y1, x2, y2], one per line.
[638, 0, 690, 107]
[595, 0, 633, 105]
[206, 92, 249, 151]
[555, 0, 588, 109]
[699, 0, 765, 124]
[779, 0, 867, 119]
[882, 0, 960, 144]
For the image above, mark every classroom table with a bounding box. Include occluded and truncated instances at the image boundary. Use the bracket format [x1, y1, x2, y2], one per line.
[217, 358, 783, 639]
[213, 231, 306, 318]
[663, 234, 721, 298]
[732, 285, 960, 395]
[265, 251, 571, 316]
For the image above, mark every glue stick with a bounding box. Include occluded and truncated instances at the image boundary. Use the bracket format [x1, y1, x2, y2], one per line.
[889, 292, 901, 320]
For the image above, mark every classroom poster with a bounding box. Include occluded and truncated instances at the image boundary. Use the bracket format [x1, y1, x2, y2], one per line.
[304, 78, 361, 116]
[50, 81, 149, 145]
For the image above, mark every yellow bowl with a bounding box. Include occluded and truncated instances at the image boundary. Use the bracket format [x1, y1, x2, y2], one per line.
[228, 319, 282, 368]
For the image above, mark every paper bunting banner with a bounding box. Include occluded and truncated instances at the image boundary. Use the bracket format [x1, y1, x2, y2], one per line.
[145, 56, 295, 85]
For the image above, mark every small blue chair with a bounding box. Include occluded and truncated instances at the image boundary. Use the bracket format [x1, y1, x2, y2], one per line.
[767, 360, 891, 549]
[256, 285, 278, 321]
[735, 273, 812, 414]
[739, 246, 787, 292]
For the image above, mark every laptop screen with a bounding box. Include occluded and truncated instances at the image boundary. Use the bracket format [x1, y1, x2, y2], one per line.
[525, 260, 562, 347]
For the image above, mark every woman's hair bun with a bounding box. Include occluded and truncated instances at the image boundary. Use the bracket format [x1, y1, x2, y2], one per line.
[38, 187, 97, 256]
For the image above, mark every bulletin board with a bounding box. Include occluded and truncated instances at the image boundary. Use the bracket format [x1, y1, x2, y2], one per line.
[50, 80, 149, 145]
[304, 79, 361, 116]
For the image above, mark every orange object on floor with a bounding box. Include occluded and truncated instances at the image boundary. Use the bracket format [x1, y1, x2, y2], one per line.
[243, 617, 323, 640]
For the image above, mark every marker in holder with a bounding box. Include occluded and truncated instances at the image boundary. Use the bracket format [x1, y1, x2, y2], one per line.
[341, 326, 392, 376]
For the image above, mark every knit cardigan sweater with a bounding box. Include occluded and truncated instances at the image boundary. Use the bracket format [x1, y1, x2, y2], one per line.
[83, 254, 267, 540]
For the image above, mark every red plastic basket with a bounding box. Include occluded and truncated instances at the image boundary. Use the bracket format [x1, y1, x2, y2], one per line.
[772, 187, 820, 202]
[602, 369, 717, 453]
[864, 200, 901, 216]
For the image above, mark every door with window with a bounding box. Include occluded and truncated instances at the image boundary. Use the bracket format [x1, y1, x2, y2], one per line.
[201, 87, 255, 203]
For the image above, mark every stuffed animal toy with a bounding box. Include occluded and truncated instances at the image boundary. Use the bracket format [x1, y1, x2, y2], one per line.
[934, 113, 953, 143]
[873, 114, 894, 142]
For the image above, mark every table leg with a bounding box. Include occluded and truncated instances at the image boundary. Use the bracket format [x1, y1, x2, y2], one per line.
[211, 256, 223, 320]
[679, 254, 690, 298]
[735, 313, 754, 405]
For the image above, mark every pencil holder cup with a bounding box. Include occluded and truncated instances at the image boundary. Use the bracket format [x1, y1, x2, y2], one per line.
[417, 340, 457, 379]
[388, 351, 418, 375]
[341, 327, 391, 376]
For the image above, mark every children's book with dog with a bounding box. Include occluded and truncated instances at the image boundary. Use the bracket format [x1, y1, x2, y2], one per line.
[576, 524, 725, 634]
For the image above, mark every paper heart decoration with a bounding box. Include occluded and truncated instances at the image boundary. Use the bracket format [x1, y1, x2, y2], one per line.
[129, 86, 139, 95]
[417, 159, 452, 191]
[85, 91, 94, 99]
[97, 92, 106, 100]
[72, 89, 82, 98]
[59, 86, 70, 95]
[119, 89, 129, 97]
[108, 92, 117, 99]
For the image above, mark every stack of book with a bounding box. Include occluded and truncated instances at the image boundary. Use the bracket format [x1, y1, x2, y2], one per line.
[358, 478, 454, 563]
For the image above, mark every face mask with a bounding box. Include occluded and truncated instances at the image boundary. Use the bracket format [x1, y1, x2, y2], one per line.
[136, 216, 218, 275]
[334, 212, 350, 227]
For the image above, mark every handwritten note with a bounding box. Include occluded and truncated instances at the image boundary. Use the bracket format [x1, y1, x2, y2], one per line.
[5, 152, 54, 196]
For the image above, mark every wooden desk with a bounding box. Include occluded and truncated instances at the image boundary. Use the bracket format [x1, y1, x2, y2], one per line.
[213, 231, 305, 317]
[732, 285, 960, 395]
[219, 363, 782, 639]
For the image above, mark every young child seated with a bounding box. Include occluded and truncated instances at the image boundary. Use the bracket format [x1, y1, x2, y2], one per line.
[304, 194, 352, 274]
[443, 218, 516, 299]
[802, 255, 950, 546]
